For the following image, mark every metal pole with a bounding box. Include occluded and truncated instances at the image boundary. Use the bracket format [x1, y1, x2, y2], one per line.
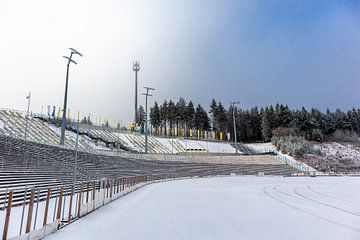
[145, 93, 148, 153]
[232, 106, 238, 154]
[133, 62, 140, 125]
[60, 58, 71, 145]
[19, 188, 28, 235]
[74, 119, 79, 184]
[142, 87, 155, 154]
[117, 130, 120, 156]
[24, 92, 31, 141]
[230, 101, 240, 154]
[60, 48, 82, 145]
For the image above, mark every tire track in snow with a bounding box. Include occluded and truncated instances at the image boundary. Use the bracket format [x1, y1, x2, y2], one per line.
[273, 185, 301, 199]
[263, 185, 360, 233]
[307, 186, 354, 204]
[294, 187, 360, 217]
[274, 185, 360, 216]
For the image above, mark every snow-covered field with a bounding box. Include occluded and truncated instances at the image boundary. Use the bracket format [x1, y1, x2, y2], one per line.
[46, 176, 360, 240]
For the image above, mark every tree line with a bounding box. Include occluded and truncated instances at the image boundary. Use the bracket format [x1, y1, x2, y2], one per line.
[137, 98, 360, 142]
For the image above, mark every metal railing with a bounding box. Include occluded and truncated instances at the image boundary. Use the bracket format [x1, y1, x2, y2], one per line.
[1, 175, 153, 240]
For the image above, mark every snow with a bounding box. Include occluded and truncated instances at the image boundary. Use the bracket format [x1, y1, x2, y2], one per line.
[245, 143, 318, 173]
[47, 124, 62, 137]
[0, 119, 4, 130]
[119, 134, 141, 151]
[0, 185, 144, 239]
[46, 176, 360, 240]
[203, 141, 237, 153]
[0, 195, 59, 238]
[144, 136, 237, 154]
[245, 142, 275, 153]
[313, 142, 360, 164]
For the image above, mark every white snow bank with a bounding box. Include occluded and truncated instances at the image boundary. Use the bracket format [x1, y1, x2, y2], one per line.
[46, 176, 360, 240]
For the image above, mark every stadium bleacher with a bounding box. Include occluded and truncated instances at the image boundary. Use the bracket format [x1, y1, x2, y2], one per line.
[0, 109, 90, 149]
[0, 133, 301, 207]
[0, 108, 305, 210]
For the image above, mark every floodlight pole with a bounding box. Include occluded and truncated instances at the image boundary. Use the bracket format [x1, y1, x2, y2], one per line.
[133, 62, 140, 126]
[60, 48, 82, 145]
[24, 92, 31, 141]
[142, 87, 155, 154]
[230, 101, 240, 154]
[74, 116, 80, 185]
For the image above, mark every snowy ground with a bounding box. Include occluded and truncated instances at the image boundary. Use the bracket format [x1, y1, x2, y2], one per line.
[46, 176, 360, 240]
[313, 142, 360, 165]
[301, 142, 360, 172]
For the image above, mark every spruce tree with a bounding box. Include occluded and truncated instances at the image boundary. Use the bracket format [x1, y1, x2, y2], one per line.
[176, 97, 187, 133]
[217, 102, 227, 134]
[261, 106, 275, 142]
[137, 105, 145, 129]
[150, 101, 161, 135]
[168, 100, 176, 135]
[160, 100, 168, 135]
[209, 99, 218, 132]
[186, 101, 195, 129]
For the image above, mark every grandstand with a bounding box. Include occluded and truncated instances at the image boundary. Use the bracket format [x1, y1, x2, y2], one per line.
[0, 133, 301, 206]
[0, 108, 306, 239]
[0, 109, 305, 203]
[0, 109, 256, 155]
[0, 109, 90, 149]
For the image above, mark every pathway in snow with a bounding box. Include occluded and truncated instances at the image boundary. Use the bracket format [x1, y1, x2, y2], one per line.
[46, 176, 360, 240]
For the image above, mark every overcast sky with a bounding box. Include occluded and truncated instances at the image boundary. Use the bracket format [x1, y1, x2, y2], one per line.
[0, 0, 359, 123]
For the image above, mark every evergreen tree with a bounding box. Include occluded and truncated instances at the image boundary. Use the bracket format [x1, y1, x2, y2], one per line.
[160, 100, 168, 135]
[168, 100, 176, 135]
[150, 101, 161, 134]
[217, 102, 227, 134]
[147, 100, 360, 143]
[176, 98, 187, 133]
[194, 104, 210, 131]
[348, 108, 360, 133]
[185, 101, 195, 129]
[250, 106, 262, 141]
[137, 105, 145, 129]
[261, 106, 275, 141]
[209, 99, 218, 132]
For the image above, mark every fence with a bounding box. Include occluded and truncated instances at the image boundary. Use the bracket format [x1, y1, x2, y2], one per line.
[244, 144, 320, 175]
[274, 153, 315, 175]
[1, 175, 159, 240]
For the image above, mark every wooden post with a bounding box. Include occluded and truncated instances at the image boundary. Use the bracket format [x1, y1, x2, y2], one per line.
[2, 191, 13, 240]
[105, 180, 108, 198]
[92, 182, 96, 210]
[113, 179, 116, 195]
[109, 180, 113, 199]
[86, 182, 89, 203]
[68, 187, 74, 222]
[77, 184, 83, 217]
[43, 188, 51, 226]
[117, 178, 120, 193]
[56, 187, 64, 220]
[25, 189, 35, 233]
